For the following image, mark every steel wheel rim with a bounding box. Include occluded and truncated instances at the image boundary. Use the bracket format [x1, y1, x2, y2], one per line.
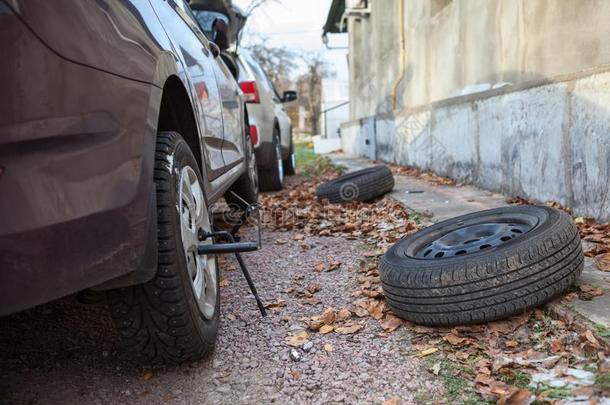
[179, 166, 217, 319]
[276, 140, 284, 184]
[408, 213, 539, 260]
[248, 139, 258, 194]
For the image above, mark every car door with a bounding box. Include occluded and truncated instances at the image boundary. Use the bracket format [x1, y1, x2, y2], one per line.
[149, 0, 226, 177]
[215, 58, 244, 169]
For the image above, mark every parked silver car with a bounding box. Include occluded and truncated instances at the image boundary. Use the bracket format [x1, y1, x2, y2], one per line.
[236, 50, 298, 191]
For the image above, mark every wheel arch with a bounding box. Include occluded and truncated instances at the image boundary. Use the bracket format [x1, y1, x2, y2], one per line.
[157, 75, 205, 173]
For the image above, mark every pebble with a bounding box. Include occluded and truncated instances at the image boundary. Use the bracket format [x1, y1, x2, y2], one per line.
[289, 349, 301, 362]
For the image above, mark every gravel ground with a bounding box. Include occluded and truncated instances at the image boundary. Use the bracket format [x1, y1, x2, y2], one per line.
[0, 229, 442, 405]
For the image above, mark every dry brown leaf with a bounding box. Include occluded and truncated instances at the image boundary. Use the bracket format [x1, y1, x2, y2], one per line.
[319, 325, 335, 334]
[584, 329, 600, 347]
[382, 397, 400, 405]
[595, 253, 610, 271]
[264, 298, 286, 309]
[380, 315, 403, 332]
[498, 389, 531, 405]
[219, 279, 230, 288]
[314, 263, 325, 272]
[275, 239, 287, 245]
[335, 324, 362, 334]
[550, 340, 563, 353]
[368, 300, 385, 320]
[323, 343, 333, 352]
[292, 233, 305, 241]
[417, 347, 438, 357]
[504, 340, 519, 348]
[337, 308, 351, 321]
[142, 369, 153, 381]
[444, 333, 471, 346]
[285, 331, 309, 347]
[321, 308, 336, 325]
[327, 261, 342, 271]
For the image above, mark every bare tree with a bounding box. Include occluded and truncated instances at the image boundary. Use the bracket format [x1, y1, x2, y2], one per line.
[244, 0, 281, 16]
[247, 42, 297, 91]
[296, 53, 331, 135]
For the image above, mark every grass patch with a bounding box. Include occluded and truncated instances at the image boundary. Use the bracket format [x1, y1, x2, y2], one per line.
[595, 372, 610, 391]
[424, 357, 490, 405]
[594, 323, 610, 337]
[531, 384, 571, 400]
[294, 141, 345, 177]
[498, 370, 531, 389]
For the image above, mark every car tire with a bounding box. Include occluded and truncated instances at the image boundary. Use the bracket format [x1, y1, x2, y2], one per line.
[283, 134, 296, 176]
[259, 128, 284, 191]
[109, 131, 220, 364]
[379, 205, 584, 326]
[225, 134, 259, 210]
[316, 165, 394, 203]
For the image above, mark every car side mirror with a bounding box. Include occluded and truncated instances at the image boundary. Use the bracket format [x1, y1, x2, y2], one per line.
[281, 91, 297, 103]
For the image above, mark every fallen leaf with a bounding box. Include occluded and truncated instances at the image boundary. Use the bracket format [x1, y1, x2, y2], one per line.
[499, 389, 532, 405]
[314, 263, 325, 272]
[327, 262, 342, 271]
[380, 315, 403, 332]
[264, 298, 286, 310]
[383, 397, 400, 405]
[550, 340, 563, 353]
[584, 330, 600, 347]
[219, 279, 230, 288]
[344, 223, 357, 232]
[368, 300, 385, 320]
[292, 233, 305, 241]
[142, 369, 153, 381]
[444, 333, 471, 346]
[504, 340, 519, 348]
[595, 253, 610, 271]
[323, 343, 333, 352]
[321, 308, 336, 325]
[579, 284, 604, 300]
[430, 362, 441, 376]
[335, 324, 362, 334]
[337, 308, 351, 321]
[417, 347, 438, 357]
[275, 239, 287, 245]
[319, 325, 334, 334]
[285, 331, 309, 347]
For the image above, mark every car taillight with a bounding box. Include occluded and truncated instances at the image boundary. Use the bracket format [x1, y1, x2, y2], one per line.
[249, 125, 259, 146]
[239, 81, 260, 104]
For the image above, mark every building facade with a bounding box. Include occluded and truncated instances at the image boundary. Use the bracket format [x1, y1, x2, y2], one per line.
[324, 0, 610, 221]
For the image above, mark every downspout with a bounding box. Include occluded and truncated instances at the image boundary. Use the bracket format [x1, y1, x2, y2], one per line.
[390, 0, 406, 111]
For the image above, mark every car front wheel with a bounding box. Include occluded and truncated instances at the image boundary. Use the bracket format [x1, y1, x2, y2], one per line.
[109, 131, 220, 364]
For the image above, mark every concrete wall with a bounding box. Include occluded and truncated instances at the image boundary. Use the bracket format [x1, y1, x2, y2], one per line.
[342, 0, 610, 220]
[341, 70, 610, 220]
[349, 0, 610, 115]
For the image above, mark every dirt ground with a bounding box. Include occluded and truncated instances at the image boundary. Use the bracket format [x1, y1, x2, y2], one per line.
[0, 227, 442, 405]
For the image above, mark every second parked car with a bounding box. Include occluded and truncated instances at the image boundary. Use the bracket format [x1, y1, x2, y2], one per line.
[236, 50, 298, 191]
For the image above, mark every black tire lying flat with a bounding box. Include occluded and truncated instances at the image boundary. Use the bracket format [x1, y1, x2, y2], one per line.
[379, 205, 583, 326]
[316, 165, 394, 203]
[109, 132, 220, 364]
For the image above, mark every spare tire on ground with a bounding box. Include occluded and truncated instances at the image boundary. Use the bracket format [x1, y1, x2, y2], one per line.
[316, 166, 394, 203]
[379, 205, 583, 326]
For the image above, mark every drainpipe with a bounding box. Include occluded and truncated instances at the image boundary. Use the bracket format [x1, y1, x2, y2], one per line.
[390, 0, 406, 111]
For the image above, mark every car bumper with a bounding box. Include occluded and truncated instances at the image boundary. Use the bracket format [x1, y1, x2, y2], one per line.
[0, 7, 159, 316]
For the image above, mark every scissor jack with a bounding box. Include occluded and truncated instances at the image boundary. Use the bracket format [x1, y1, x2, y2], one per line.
[198, 195, 267, 317]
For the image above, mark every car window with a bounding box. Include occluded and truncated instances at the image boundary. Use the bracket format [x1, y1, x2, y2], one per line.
[191, 10, 229, 41]
[243, 52, 281, 101]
